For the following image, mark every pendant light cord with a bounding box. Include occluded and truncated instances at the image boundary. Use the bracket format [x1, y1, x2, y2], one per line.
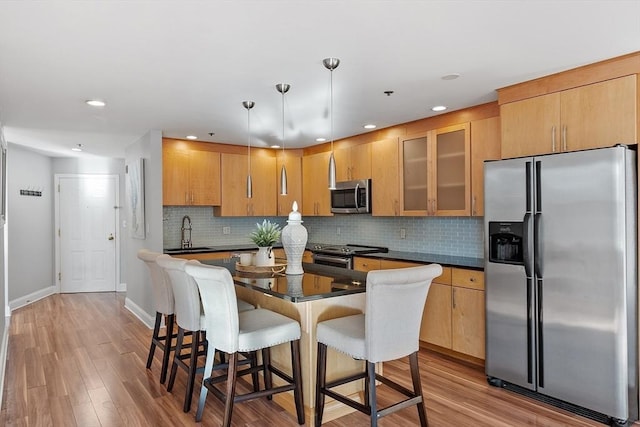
[247, 108, 251, 174]
[330, 67, 334, 154]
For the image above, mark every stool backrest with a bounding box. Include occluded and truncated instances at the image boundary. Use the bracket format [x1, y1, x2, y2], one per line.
[185, 263, 239, 353]
[137, 249, 174, 315]
[157, 256, 203, 332]
[366, 264, 442, 363]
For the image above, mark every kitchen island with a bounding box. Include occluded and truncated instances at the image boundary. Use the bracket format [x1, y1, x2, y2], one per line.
[201, 258, 374, 423]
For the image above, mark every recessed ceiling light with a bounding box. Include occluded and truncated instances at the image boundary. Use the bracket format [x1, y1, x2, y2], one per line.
[316, 137, 326, 142]
[271, 145, 281, 149]
[432, 105, 447, 112]
[186, 135, 198, 140]
[85, 99, 105, 107]
[442, 73, 461, 80]
[363, 124, 376, 129]
[71, 144, 83, 152]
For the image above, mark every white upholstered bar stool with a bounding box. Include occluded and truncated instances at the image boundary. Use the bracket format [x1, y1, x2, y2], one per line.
[185, 263, 305, 427]
[157, 256, 256, 412]
[137, 249, 176, 384]
[315, 264, 443, 427]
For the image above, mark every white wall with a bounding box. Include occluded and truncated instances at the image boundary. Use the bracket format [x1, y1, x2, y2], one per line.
[7, 144, 54, 303]
[123, 130, 163, 327]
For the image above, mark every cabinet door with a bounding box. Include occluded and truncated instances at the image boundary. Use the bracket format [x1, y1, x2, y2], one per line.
[419, 282, 452, 347]
[353, 257, 381, 272]
[350, 143, 372, 180]
[277, 152, 303, 216]
[219, 153, 249, 216]
[163, 145, 190, 205]
[380, 259, 420, 269]
[334, 147, 351, 182]
[302, 151, 332, 216]
[371, 138, 400, 216]
[400, 134, 429, 215]
[452, 287, 485, 359]
[560, 75, 637, 152]
[500, 93, 560, 158]
[190, 150, 221, 206]
[251, 154, 277, 216]
[433, 123, 470, 216]
[470, 117, 501, 216]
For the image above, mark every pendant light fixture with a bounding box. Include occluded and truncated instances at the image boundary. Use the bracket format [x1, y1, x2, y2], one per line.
[323, 57, 340, 190]
[242, 100, 255, 198]
[276, 83, 290, 196]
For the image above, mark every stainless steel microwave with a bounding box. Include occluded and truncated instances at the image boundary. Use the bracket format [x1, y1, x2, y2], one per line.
[330, 179, 371, 214]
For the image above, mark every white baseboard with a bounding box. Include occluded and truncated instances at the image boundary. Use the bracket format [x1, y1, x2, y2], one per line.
[9, 285, 57, 311]
[0, 314, 10, 409]
[124, 297, 154, 329]
[117, 282, 127, 292]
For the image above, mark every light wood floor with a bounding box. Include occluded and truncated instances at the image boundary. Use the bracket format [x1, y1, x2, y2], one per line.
[0, 292, 634, 426]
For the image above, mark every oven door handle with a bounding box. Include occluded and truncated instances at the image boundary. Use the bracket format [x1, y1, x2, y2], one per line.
[313, 253, 351, 265]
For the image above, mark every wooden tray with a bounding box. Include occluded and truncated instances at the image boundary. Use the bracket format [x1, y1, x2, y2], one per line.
[235, 258, 287, 275]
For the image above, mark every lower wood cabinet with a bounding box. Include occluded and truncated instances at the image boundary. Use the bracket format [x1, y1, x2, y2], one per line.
[421, 267, 485, 360]
[354, 257, 485, 360]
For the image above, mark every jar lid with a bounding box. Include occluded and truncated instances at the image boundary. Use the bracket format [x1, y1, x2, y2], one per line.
[288, 201, 302, 221]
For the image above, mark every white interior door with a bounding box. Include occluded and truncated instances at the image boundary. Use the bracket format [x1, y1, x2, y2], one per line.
[58, 175, 118, 293]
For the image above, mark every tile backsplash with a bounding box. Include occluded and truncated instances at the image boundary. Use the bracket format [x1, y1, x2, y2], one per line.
[164, 207, 484, 258]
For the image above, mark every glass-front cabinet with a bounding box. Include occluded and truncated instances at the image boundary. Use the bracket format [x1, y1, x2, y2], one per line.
[400, 123, 470, 216]
[433, 123, 470, 216]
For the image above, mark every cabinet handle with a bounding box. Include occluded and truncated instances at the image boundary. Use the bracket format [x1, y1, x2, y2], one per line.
[472, 196, 476, 216]
[551, 126, 556, 152]
[562, 125, 567, 151]
[190, 191, 194, 205]
[452, 288, 456, 309]
[470, 277, 476, 282]
[432, 199, 437, 215]
[395, 200, 399, 216]
[185, 192, 188, 205]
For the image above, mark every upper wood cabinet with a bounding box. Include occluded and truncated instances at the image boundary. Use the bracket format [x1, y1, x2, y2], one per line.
[400, 133, 430, 216]
[400, 123, 471, 216]
[470, 117, 501, 216]
[276, 152, 303, 217]
[302, 151, 332, 216]
[371, 138, 400, 216]
[335, 143, 372, 181]
[501, 75, 637, 158]
[217, 152, 276, 216]
[432, 123, 471, 216]
[163, 140, 221, 206]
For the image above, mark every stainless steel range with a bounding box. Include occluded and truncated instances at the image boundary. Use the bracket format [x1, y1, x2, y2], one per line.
[311, 244, 388, 269]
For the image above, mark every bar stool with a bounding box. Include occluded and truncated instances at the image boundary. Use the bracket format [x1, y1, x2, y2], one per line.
[185, 263, 305, 427]
[137, 249, 175, 384]
[315, 264, 443, 427]
[157, 256, 256, 412]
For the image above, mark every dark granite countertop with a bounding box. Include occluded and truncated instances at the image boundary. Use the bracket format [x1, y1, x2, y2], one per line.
[201, 259, 368, 303]
[357, 250, 484, 270]
[167, 242, 483, 270]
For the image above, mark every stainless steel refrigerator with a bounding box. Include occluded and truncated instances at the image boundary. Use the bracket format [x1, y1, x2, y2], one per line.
[484, 146, 638, 426]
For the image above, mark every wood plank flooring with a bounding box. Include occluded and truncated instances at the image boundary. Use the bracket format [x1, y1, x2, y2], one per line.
[0, 292, 634, 426]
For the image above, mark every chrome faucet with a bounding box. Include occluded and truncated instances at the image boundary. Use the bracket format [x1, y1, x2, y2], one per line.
[181, 215, 192, 249]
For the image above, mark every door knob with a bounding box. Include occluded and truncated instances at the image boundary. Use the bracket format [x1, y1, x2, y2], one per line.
[108, 233, 114, 241]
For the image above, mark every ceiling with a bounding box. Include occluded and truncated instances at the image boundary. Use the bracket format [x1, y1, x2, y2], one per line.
[0, 1, 638, 159]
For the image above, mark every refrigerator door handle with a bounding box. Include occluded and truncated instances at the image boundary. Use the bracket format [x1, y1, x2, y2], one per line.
[523, 213, 533, 278]
[534, 213, 542, 278]
[537, 278, 544, 388]
[527, 277, 534, 384]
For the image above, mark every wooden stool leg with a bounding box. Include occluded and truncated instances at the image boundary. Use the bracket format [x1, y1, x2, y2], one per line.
[410, 351, 428, 427]
[262, 348, 273, 399]
[368, 361, 378, 427]
[315, 342, 327, 427]
[250, 351, 260, 393]
[184, 329, 200, 412]
[290, 340, 305, 424]
[160, 314, 175, 384]
[223, 352, 239, 427]
[146, 312, 162, 369]
[167, 326, 185, 392]
[364, 361, 371, 408]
